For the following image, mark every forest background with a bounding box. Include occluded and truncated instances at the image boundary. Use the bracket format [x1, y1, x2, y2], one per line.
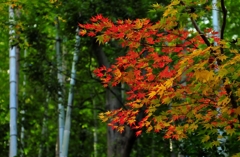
[2, 0, 240, 157]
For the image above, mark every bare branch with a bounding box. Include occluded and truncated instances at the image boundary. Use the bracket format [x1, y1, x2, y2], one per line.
[220, 0, 227, 40]
[190, 17, 211, 46]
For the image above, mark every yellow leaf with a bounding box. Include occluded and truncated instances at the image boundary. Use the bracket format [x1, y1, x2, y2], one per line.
[204, 123, 213, 129]
[217, 97, 230, 106]
[163, 7, 173, 17]
[156, 84, 167, 97]
[134, 19, 143, 29]
[105, 111, 111, 116]
[201, 135, 210, 143]
[148, 91, 157, 99]
[148, 106, 156, 113]
[163, 121, 170, 127]
[170, 9, 178, 16]
[152, 3, 160, 8]
[183, 124, 189, 130]
[145, 121, 151, 127]
[218, 68, 228, 78]
[147, 125, 153, 132]
[211, 140, 220, 146]
[195, 70, 214, 83]
[217, 135, 223, 140]
[230, 49, 238, 53]
[236, 89, 240, 97]
[190, 47, 211, 58]
[99, 113, 108, 122]
[162, 97, 171, 104]
[190, 49, 201, 57]
[132, 103, 143, 109]
[224, 77, 230, 85]
[50, 0, 58, 3]
[226, 128, 235, 136]
[195, 114, 202, 119]
[194, 60, 208, 70]
[154, 124, 162, 131]
[118, 126, 125, 133]
[171, 0, 180, 6]
[235, 107, 240, 115]
[96, 35, 104, 45]
[164, 78, 174, 88]
[191, 13, 198, 20]
[128, 119, 136, 126]
[153, 115, 163, 122]
[189, 123, 198, 131]
[217, 55, 228, 61]
[219, 40, 227, 45]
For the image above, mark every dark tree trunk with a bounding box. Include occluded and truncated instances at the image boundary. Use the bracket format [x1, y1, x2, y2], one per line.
[92, 41, 136, 157]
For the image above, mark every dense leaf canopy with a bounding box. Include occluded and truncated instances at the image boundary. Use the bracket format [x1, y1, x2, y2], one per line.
[81, 0, 240, 153]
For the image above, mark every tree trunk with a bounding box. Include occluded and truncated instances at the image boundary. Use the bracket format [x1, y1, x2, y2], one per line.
[38, 96, 49, 157]
[212, 1, 228, 156]
[93, 98, 98, 157]
[20, 48, 27, 157]
[61, 27, 80, 157]
[56, 16, 65, 157]
[9, 5, 18, 157]
[92, 41, 136, 157]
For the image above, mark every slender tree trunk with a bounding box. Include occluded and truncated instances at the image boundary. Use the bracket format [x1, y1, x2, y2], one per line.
[9, 5, 18, 157]
[20, 48, 27, 157]
[93, 98, 98, 157]
[38, 96, 49, 157]
[212, 1, 227, 156]
[56, 16, 65, 157]
[170, 139, 177, 157]
[92, 42, 136, 157]
[61, 27, 80, 157]
[56, 137, 59, 157]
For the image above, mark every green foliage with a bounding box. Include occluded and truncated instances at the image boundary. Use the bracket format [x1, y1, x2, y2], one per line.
[2, 0, 240, 156]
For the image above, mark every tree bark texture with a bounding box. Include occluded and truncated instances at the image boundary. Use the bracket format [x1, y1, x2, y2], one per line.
[92, 41, 136, 157]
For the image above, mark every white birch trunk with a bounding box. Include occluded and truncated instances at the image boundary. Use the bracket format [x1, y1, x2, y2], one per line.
[9, 5, 18, 157]
[61, 27, 80, 157]
[56, 16, 65, 157]
[212, 0, 227, 156]
[212, 0, 220, 39]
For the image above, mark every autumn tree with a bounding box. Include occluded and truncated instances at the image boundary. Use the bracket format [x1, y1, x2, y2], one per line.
[80, 0, 240, 155]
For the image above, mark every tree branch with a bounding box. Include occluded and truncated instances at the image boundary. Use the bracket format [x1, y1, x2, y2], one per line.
[190, 17, 211, 46]
[91, 39, 125, 108]
[219, 1, 239, 122]
[220, 0, 227, 40]
[179, 0, 211, 46]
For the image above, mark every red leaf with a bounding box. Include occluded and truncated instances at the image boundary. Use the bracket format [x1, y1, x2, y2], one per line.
[88, 32, 96, 37]
[135, 130, 142, 137]
[96, 14, 103, 20]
